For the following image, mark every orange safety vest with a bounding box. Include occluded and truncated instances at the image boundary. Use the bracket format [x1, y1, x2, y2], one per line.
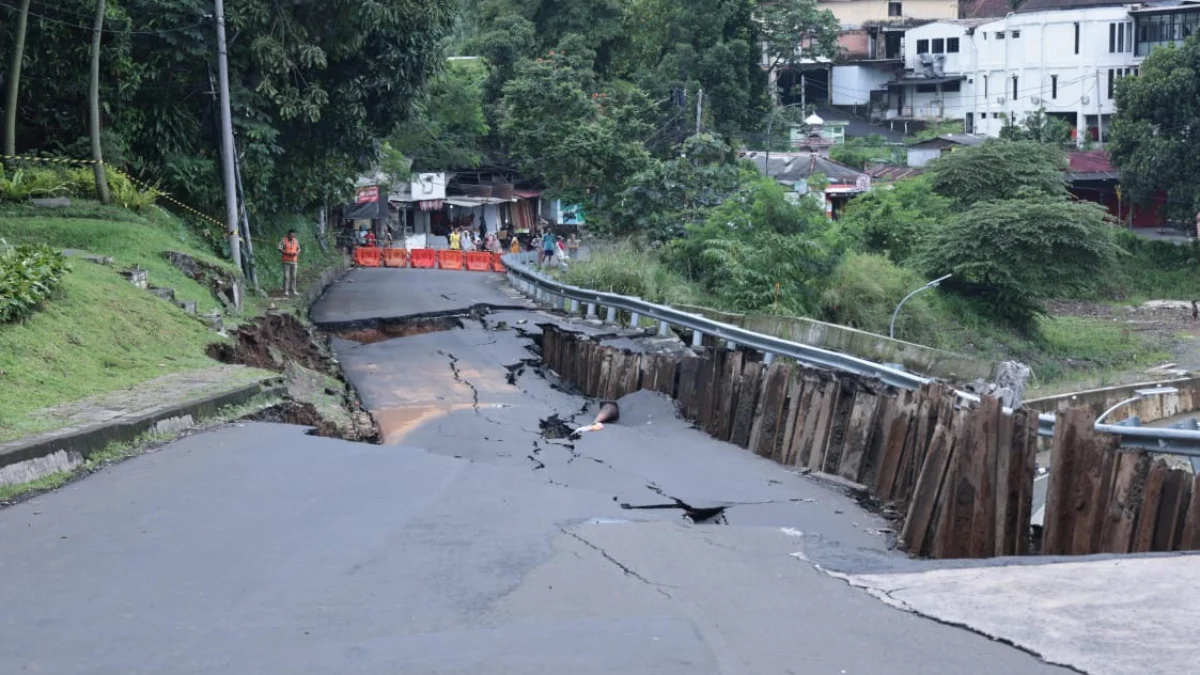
[280, 238, 300, 263]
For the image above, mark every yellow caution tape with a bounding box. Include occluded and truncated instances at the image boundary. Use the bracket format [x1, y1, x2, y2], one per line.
[0, 154, 227, 231]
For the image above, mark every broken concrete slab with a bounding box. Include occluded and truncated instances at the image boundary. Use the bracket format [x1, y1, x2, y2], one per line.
[835, 554, 1200, 675]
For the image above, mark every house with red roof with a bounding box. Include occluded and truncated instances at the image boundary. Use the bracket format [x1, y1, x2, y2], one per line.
[1066, 150, 1167, 228]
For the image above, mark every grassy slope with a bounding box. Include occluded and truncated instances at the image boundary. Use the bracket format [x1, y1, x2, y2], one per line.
[0, 203, 230, 438]
[0, 203, 234, 313]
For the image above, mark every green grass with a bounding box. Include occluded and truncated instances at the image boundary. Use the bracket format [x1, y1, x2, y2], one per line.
[0, 202, 234, 314]
[0, 257, 219, 437]
[561, 242, 701, 305]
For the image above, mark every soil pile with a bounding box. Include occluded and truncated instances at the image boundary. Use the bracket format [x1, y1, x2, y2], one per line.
[208, 313, 329, 373]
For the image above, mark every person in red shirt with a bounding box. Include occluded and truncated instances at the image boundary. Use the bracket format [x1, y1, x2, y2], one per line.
[278, 230, 301, 297]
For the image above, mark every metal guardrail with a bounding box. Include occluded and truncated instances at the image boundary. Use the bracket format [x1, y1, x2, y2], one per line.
[503, 252, 1200, 457]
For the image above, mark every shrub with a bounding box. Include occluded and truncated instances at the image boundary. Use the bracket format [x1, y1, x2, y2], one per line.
[1, 165, 158, 211]
[559, 242, 699, 306]
[926, 139, 1067, 206]
[838, 174, 950, 267]
[820, 252, 939, 344]
[916, 195, 1122, 329]
[0, 244, 70, 323]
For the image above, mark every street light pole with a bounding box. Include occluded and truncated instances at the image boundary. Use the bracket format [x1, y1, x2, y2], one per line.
[890, 274, 951, 340]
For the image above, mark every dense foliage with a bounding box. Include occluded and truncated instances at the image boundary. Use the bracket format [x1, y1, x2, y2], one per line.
[926, 140, 1067, 206]
[918, 196, 1121, 328]
[838, 174, 949, 266]
[1, 0, 455, 220]
[0, 243, 68, 323]
[1109, 33, 1200, 220]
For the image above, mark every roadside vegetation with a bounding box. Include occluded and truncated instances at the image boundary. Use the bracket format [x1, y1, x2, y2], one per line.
[567, 138, 1189, 390]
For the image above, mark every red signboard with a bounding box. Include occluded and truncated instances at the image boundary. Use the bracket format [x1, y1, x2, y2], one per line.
[355, 186, 380, 204]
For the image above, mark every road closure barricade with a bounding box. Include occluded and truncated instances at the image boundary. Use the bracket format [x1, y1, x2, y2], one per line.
[438, 250, 464, 270]
[382, 248, 409, 268]
[353, 246, 381, 268]
[465, 252, 493, 272]
[410, 249, 436, 268]
[491, 252, 506, 273]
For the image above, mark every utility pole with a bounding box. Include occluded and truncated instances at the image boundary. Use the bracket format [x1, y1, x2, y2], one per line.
[214, 0, 242, 273]
[1095, 68, 1104, 144]
[695, 88, 703, 137]
[801, 74, 807, 110]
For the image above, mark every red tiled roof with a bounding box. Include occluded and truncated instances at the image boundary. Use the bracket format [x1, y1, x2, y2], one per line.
[1067, 150, 1115, 173]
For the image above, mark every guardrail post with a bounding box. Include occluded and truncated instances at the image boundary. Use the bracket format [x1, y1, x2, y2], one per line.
[727, 340, 738, 350]
[658, 321, 670, 337]
[570, 299, 580, 314]
[586, 302, 596, 318]
[630, 312, 640, 329]
[763, 352, 775, 365]
[605, 307, 616, 324]
[692, 330, 703, 347]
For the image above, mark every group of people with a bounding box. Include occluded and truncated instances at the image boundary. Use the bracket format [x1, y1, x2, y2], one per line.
[448, 225, 505, 254]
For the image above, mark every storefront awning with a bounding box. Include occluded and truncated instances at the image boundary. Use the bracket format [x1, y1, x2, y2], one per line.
[514, 190, 542, 199]
[445, 196, 516, 207]
[419, 199, 445, 211]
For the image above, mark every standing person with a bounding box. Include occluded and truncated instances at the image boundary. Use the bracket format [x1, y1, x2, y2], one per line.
[449, 227, 461, 251]
[462, 230, 476, 252]
[510, 236, 522, 254]
[541, 228, 557, 267]
[278, 229, 301, 297]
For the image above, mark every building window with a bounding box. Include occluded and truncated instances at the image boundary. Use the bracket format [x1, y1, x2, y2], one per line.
[1074, 22, 1080, 54]
[1107, 68, 1115, 98]
[1051, 74, 1058, 99]
[1012, 30, 1021, 38]
[888, 1, 902, 17]
[1110, 23, 1117, 52]
[943, 80, 961, 93]
[916, 38, 929, 53]
[916, 83, 938, 93]
[1126, 22, 1134, 51]
[1012, 76, 1018, 100]
[983, 74, 988, 97]
[996, 31, 1006, 39]
[947, 37, 960, 52]
[932, 38, 945, 53]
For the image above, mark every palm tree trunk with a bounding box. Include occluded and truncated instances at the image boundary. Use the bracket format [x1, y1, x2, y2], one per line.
[3, 0, 32, 157]
[89, 0, 111, 203]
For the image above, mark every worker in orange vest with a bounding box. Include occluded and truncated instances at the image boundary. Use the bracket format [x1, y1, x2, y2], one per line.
[278, 229, 301, 297]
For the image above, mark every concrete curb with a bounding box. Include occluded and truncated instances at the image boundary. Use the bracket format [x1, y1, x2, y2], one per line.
[0, 377, 285, 476]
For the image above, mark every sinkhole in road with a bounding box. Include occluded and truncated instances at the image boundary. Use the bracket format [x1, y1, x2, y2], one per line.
[333, 315, 464, 345]
[242, 401, 380, 443]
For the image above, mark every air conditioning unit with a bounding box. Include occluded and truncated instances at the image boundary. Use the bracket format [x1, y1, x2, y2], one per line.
[1030, 96, 1042, 104]
[1081, 95, 1090, 104]
[996, 97, 1006, 104]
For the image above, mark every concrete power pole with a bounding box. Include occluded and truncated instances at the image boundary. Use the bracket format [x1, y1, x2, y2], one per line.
[214, 0, 242, 273]
[695, 88, 704, 137]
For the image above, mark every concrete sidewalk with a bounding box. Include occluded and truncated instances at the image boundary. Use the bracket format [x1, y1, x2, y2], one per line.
[0, 365, 281, 489]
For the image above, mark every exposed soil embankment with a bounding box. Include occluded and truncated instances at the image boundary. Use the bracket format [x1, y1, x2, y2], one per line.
[208, 313, 378, 442]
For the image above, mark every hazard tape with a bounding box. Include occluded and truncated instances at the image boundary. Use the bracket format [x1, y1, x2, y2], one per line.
[0, 153, 227, 231]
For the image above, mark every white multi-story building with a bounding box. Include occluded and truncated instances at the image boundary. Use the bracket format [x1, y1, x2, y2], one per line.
[870, 0, 1147, 139]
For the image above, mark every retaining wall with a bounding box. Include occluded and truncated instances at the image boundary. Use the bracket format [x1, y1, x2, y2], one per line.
[676, 304, 998, 383]
[1025, 377, 1200, 424]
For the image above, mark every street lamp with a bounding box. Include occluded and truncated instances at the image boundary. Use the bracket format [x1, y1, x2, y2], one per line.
[764, 102, 808, 180]
[890, 274, 951, 340]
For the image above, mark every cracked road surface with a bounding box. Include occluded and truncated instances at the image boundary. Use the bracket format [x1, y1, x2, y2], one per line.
[0, 269, 1073, 674]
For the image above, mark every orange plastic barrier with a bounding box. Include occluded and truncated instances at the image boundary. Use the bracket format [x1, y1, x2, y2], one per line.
[410, 249, 436, 269]
[438, 250, 464, 270]
[465, 252, 492, 272]
[382, 248, 409, 268]
[491, 252, 506, 273]
[353, 246, 381, 268]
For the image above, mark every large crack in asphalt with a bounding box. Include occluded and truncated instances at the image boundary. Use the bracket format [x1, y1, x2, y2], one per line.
[439, 350, 482, 414]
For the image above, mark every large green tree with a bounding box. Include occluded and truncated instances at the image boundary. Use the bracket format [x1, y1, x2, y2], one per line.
[926, 139, 1067, 206]
[1109, 35, 1200, 220]
[757, 0, 841, 84]
[1, 0, 454, 220]
[387, 59, 490, 171]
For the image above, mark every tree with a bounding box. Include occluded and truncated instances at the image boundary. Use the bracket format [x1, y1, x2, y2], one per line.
[1000, 107, 1073, 149]
[927, 139, 1067, 206]
[3, 0, 31, 157]
[387, 59, 490, 171]
[1109, 34, 1200, 221]
[839, 174, 950, 267]
[499, 47, 652, 200]
[661, 176, 840, 312]
[917, 195, 1121, 328]
[89, 0, 111, 204]
[595, 134, 744, 241]
[756, 0, 840, 85]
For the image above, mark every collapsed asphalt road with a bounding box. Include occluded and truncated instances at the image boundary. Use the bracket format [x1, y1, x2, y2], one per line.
[0, 269, 1073, 674]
